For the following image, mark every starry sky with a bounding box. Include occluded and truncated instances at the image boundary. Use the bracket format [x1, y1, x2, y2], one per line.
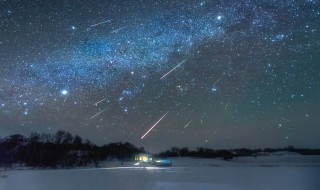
[1, 0, 320, 152]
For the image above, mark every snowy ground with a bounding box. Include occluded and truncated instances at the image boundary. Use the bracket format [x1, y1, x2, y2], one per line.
[1, 154, 320, 190]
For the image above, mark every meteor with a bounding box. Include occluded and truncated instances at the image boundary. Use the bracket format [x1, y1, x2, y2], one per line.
[141, 112, 169, 139]
[213, 77, 222, 85]
[160, 58, 188, 80]
[89, 20, 111, 28]
[184, 121, 192, 128]
[225, 101, 230, 110]
[110, 26, 127, 33]
[94, 98, 107, 106]
[89, 108, 107, 120]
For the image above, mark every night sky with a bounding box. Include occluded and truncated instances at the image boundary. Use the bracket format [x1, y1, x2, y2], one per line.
[1, 0, 320, 152]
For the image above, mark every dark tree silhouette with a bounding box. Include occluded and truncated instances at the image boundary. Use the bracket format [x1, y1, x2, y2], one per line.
[0, 131, 145, 169]
[1, 131, 320, 169]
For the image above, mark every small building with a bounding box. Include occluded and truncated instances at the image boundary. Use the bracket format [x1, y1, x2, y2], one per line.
[135, 153, 153, 162]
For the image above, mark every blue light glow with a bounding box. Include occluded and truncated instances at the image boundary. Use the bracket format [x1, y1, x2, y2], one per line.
[60, 89, 69, 96]
[211, 85, 218, 93]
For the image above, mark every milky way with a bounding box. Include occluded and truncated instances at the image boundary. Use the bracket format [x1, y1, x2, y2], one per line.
[1, 0, 320, 152]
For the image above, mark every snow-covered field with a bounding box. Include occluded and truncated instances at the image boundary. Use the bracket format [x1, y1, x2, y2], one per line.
[1, 154, 320, 190]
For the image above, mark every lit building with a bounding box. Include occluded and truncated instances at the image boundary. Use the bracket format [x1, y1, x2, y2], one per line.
[135, 153, 153, 162]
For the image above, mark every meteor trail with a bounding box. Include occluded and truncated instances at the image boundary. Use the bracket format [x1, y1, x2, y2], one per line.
[225, 101, 230, 110]
[141, 112, 169, 139]
[94, 98, 106, 106]
[184, 121, 192, 128]
[213, 77, 222, 85]
[160, 58, 189, 80]
[110, 26, 127, 33]
[89, 108, 107, 119]
[89, 20, 111, 28]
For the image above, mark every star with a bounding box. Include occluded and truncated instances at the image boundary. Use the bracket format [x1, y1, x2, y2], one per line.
[211, 85, 218, 93]
[60, 89, 69, 96]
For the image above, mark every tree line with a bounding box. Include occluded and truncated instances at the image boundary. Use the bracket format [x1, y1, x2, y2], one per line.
[156, 146, 320, 160]
[1, 131, 320, 168]
[0, 131, 144, 169]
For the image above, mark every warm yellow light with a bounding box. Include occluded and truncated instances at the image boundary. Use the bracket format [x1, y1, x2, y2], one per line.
[136, 155, 152, 162]
[142, 156, 148, 162]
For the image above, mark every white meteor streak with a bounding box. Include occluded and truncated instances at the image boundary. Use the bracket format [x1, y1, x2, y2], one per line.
[90, 20, 111, 28]
[184, 121, 192, 128]
[94, 98, 106, 106]
[160, 58, 189, 80]
[213, 77, 222, 85]
[110, 26, 127, 33]
[141, 112, 169, 139]
[90, 109, 107, 119]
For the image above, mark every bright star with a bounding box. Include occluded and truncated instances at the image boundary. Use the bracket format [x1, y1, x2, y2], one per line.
[211, 85, 218, 92]
[60, 89, 69, 96]
[122, 89, 132, 96]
